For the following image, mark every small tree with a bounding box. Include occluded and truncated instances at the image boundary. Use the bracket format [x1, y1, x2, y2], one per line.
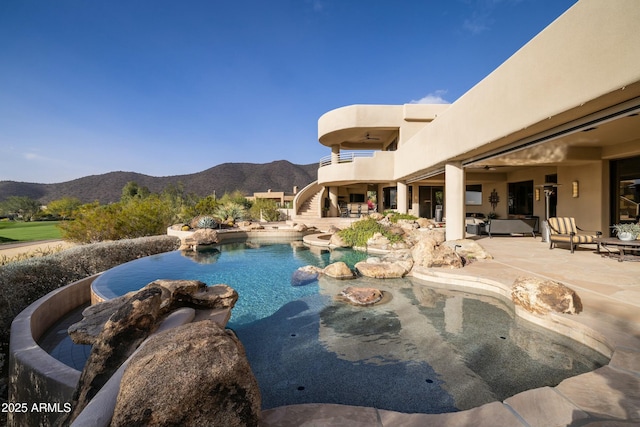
[249, 199, 280, 222]
[0, 196, 41, 221]
[121, 181, 150, 202]
[45, 197, 82, 220]
[219, 190, 251, 210]
[193, 195, 219, 216]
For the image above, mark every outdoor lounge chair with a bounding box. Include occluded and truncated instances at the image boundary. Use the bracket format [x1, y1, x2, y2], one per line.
[547, 217, 602, 253]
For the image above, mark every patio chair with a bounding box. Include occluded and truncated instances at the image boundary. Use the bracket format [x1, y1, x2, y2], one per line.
[547, 217, 602, 253]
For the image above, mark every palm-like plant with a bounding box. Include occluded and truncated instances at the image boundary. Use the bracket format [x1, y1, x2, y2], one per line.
[213, 202, 246, 225]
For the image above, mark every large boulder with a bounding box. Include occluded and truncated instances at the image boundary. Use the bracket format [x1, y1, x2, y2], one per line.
[323, 261, 355, 279]
[293, 223, 309, 232]
[329, 232, 350, 248]
[291, 265, 323, 286]
[443, 239, 492, 261]
[511, 276, 583, 315]
[65, 287, 164, 424]
[190, 228, 220, 245]
[411, 236, 463, 269]
[338, 287, 384, 306]
[111, 320, 261, 427]
[416, 217, 435, 229]
[396, 219, 419, 231]
[355, 253, 414, 278]
[69, 281, 238, 345]
[366, 232, 391, 250]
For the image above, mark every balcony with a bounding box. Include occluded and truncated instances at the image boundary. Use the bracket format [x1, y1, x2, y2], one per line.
[317, 151, 395, 185]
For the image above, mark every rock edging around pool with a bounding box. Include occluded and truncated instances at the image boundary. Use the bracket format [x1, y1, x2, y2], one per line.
[10, 235, 637, 426]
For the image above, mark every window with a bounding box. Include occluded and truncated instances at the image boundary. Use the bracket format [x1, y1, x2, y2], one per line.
[611, 156, 640, 224]
[465, 185, 482, 205]
[508, 180, 533, 216]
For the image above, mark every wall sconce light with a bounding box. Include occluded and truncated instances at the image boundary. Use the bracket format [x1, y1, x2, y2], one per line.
[572, 181, 579, 198]
[535, 188, 540, 201]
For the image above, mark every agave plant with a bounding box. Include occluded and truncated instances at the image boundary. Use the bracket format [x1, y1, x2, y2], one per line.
[197, 216, 218, 229]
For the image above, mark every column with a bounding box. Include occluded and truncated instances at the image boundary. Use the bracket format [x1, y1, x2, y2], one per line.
[328, 187, 338, 217]
[331, 145, 340, 165]
[397, 182, 408, 214]
[377, 184, 384, 213]
[410, 184, 420, 216]
[445, 161, 465, 241]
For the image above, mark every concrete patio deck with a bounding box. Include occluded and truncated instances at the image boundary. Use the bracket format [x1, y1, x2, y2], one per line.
[261, 235, 640, 426]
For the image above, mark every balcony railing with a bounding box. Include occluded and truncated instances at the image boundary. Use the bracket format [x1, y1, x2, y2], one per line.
[319, 151, 375, 167]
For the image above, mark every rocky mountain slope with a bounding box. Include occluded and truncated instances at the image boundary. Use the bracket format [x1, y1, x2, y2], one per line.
[0, 160, 318, 204]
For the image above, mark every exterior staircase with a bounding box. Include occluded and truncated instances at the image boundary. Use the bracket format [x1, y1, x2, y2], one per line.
[297, 188, 323, 218]
[291, 182, 360, 231]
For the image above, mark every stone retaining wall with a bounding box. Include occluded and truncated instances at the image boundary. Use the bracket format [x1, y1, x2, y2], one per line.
[8, 274, 98, 427]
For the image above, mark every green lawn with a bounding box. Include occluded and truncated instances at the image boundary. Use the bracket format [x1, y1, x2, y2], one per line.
[0, 221, 62, 244]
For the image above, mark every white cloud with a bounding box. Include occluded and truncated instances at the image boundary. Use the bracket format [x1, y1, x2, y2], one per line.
[463, 13, 492, 35]
[23, 152, 41, 161]
[307, 0, 325, 12]
[409, 90, 450, 105]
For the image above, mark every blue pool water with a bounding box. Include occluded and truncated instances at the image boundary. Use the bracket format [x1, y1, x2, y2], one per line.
[92, 240, 368, 327]
[76, 240, 609, 413]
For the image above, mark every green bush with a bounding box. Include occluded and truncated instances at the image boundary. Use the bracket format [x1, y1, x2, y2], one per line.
[59, 195, 179, 243]
[248, 199, 280, 222]
[337, 217, 404, 247]
[386, 212, 418, 223]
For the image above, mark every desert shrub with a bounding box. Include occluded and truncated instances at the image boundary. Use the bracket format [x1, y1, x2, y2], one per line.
[248, 199, 280, 222]
[387, 212, 418, 223]
[0, 244, 67, 266]
[213, 202, 247, 225]
[218, 191, 252, 210]
[59, 195, 178, 243]
[193, 195, 219, 216]
[0, 235, 180, 347]
[337, 217, 404, 247]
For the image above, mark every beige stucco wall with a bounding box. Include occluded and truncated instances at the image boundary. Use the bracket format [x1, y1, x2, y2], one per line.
[318, 105, 404, 146]
[318, 151, 395, 184]
[393, 0, 640, 181]
[557, 162, 609, 234]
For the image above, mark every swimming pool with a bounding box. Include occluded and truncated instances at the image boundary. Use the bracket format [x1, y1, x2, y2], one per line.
[84, 240, 609, 413]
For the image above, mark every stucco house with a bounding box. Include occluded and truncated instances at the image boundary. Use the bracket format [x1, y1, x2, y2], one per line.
[292, 0, 640, 242]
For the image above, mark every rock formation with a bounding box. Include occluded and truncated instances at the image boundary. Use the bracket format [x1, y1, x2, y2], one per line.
[443, 239, 493, 262]
[291, 265, 323, 286]
[65, 287, 164, 423]
[69, 280, 237, 345]
[339, 287, 384, 306]
[328, 232, 350, 247]
[323, 261, 355, 279]
[355, 252, 414, 278]
[111, 320, 261, 427]
[511, 276, 583, 315]
[180, 228, 220, 251]
[65, 280, 240, 425]
[411, 233, 464, 269]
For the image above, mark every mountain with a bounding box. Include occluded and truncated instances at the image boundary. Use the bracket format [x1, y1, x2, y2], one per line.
[0, 161, 318, 204]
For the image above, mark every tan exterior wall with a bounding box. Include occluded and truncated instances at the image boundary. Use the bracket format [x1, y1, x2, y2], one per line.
[314, 0, 640, 235]
[393, 0, 640, 180]
[557, 162, 608, 234]
[318, 151, 395, 184]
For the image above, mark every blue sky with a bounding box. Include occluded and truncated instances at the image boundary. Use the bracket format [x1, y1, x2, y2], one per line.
[0, 0, 578, 184]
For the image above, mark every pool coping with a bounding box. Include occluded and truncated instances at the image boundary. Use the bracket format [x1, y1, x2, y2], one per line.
[9, 231, 640, 426]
